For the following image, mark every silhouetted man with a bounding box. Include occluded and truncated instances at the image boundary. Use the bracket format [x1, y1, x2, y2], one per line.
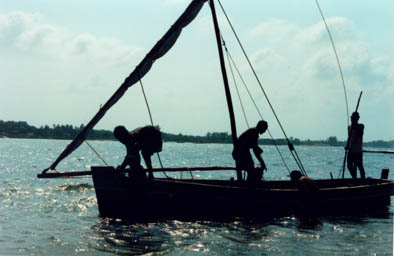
[346, 112, 365, 179]
[232, 120, 268, 183]
[114, 125, 162, 180]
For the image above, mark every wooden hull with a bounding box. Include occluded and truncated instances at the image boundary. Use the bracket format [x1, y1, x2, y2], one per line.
[91, 166, 394, 221]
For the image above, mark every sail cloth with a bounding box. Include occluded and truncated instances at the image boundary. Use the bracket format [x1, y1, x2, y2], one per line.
[44, 0, 208, 172]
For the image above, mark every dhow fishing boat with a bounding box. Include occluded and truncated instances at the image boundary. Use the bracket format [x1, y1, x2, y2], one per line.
[38, 0, 394, 221]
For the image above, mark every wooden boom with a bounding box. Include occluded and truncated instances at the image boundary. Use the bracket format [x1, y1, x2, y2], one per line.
[37, 166, 237, 179]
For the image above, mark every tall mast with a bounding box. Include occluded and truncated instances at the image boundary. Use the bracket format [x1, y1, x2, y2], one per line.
[209, 0, 237, 145]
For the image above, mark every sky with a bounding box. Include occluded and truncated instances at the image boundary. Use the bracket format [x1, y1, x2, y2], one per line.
[1, 0, 393, 141]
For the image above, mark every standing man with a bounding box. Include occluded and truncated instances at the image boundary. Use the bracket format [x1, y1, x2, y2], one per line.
[114, 125, 162, 180]
[346, 112, 365, 179]
[232, 120, 268, 183]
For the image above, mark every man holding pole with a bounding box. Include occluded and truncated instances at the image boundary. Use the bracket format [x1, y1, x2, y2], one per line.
[346, 112, 365, 179]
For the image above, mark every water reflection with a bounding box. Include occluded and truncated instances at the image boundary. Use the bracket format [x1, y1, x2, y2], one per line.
[90, 210, 393, 256]
[92, 219, 198, 255]
[91, 217, 325, 255]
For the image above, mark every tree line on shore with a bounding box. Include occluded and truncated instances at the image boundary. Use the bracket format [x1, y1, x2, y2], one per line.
[1, 120, 393, 148]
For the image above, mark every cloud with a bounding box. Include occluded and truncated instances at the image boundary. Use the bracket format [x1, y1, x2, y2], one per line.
[251, 48, 285, 71]
[294, 17, 356, 46]
[247, 16, 392, 89]
[248, 18, 299, 43]
[0, 11, 141, 67]
[303, 41, 392, 89]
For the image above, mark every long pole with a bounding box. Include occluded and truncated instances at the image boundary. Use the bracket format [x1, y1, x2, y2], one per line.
[315, 0, 349, 128]
[341, 91, 363, 178]
[363, 150, 394, 154]
[209, 0, 241, 180]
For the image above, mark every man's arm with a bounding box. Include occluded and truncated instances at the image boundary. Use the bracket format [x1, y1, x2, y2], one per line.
[118, 156, 130, 169]
[359, 124, 364, 136]
[253, 146, 266, 170]
[142, 151, 154, 179]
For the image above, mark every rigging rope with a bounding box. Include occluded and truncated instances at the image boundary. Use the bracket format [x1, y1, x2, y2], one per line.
[78, 107, 110, 167]
[217, 0, 307, 176]
[222, 38, 291, 174]
[85, 141, 109, 166]
[139, 78, 154, 127]
[138, 77, 171, 179]
[224, 41, 249, 128]
[315, 0, 349, 128]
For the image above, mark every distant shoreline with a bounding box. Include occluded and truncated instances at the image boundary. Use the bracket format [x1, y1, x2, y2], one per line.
[1, 120, 393, 148]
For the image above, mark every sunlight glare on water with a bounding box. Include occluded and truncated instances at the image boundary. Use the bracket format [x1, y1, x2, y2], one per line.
[0, 138, 393, 255]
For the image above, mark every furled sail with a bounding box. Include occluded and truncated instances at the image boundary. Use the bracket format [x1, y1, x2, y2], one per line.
[43, 0, 207, 172]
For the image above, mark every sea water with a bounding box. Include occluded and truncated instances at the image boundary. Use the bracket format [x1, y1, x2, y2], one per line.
[0, 138, 393, 255]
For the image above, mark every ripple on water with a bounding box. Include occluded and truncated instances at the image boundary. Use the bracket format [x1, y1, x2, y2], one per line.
[58, 183, 94, 192]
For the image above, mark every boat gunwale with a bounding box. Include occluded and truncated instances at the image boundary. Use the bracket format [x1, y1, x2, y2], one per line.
[93, 175, 394, 193]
